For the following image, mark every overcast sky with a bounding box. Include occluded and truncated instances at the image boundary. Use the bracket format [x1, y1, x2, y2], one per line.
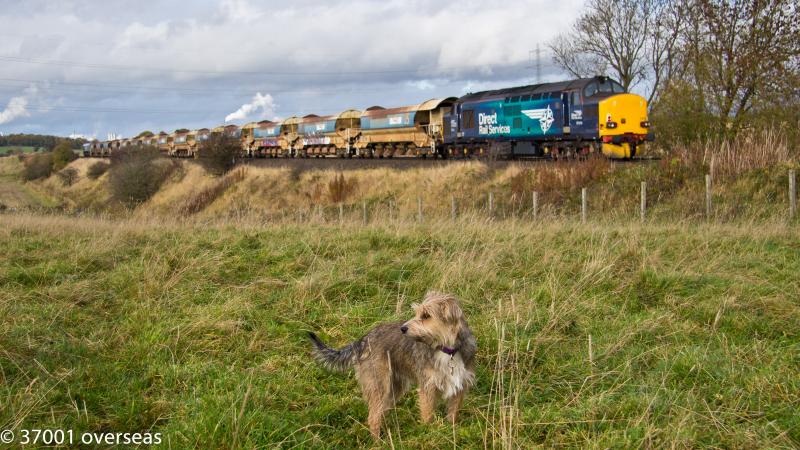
[0, 0, 583, 139]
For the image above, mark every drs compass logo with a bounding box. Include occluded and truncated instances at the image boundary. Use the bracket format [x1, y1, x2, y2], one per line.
[522, 105, 555, 134]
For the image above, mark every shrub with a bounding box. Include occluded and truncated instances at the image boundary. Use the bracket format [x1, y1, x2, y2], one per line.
[52, 141, 78, 171]
[328, 172, 357, 203]
[108, 146, 173, 206]
[509, 168, 535, 197]
[57, 167, 79, 186]
[22, 152, 54, 181]
[196, 134, 241, 176]
[86, 161, 110, 180]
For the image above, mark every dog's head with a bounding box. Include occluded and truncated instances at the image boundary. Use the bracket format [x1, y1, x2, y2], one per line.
[400, 291, 464, 347]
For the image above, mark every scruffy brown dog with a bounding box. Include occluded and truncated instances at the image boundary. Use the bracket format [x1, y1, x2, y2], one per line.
[308, 291, 477, 439]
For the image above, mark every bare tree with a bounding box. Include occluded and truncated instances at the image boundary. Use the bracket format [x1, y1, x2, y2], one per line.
[691, 0, 800, 133]
[647, 0, 690, 104]
[549, 0, 652, 91]
[550, 0, 687, 103]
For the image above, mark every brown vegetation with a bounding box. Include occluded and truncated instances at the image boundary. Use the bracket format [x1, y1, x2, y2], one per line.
[56, 167, 79, 186]
[22, 152, 54, 181]
[108, 146, 176, 206]
[86, 161, 109, 180]
[328, 172, 357, 204]
[177, 166, 247, 215]
[195, 134, 242, 176]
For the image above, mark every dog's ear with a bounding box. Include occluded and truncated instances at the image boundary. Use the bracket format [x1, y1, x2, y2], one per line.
[439, 297, 463, 325]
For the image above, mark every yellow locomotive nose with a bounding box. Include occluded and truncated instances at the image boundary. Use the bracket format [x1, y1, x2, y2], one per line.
[598, 93, 650, 159]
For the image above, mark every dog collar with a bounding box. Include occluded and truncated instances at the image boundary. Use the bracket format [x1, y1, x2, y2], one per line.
[439, 346, 458, 356]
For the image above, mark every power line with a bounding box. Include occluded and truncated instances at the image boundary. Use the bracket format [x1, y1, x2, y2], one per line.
[0, 78, 418, 97]
[0, 55, 541, 78]
[25, 105, 361, 116]
[536, 44, 542, 83]
[0, 55, 433, 76]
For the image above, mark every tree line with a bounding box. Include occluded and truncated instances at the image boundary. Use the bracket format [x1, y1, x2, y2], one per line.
[549, 0, 800, 145]
[0, 133, 86, 150]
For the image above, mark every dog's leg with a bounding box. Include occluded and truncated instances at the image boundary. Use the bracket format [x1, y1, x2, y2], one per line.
[367, 397, 385, 439]
[418, 385, 438, 424]
[359, 364, 394, 440]
[446, 389, 465, 424]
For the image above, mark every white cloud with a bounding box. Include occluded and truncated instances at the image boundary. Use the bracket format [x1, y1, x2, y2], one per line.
[407, 80, 436, 91]
[225, 92, 277, 122]
[220, 0, 262, 22]
[116, 21, 171, 50]
[0, 96, 30, 125]
[69, 132, 95, 140]
[0, 83, 44, 125]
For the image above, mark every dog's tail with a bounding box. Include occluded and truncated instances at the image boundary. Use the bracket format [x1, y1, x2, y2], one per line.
[307, 331, 358, 372]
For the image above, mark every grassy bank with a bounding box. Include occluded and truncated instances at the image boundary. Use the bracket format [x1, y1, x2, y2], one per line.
[1, 214, 798, 448]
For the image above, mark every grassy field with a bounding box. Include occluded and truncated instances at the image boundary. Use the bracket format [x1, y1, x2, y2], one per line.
[0, 158, 61, 210]
[1, 214, 798, 448]
[0, 146, 37, 155]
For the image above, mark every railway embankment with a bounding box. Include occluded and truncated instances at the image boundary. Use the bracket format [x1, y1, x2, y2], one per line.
[2, 132, 798, 224]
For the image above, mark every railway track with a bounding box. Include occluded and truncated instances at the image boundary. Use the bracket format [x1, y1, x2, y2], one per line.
[80, 154, 660, 172]
[237, 155, 660, 171]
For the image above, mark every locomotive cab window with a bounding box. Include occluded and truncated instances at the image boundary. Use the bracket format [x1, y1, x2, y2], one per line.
[584, 79, 625, 97]
[571, 91, 580, 105]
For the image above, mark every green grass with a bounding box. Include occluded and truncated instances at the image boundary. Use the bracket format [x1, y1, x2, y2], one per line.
[0, 146, 37, 155]
[0, 215, 798, 448]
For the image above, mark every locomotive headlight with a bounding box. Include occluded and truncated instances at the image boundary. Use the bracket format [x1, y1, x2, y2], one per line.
[640, 121, 650, 128]
[606, 121, 618, 129]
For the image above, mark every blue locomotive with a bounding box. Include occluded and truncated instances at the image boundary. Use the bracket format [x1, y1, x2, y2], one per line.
[443, 76, 653, 159]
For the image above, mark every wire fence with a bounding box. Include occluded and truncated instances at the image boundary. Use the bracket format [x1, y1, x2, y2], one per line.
[248, 170, 799, 226]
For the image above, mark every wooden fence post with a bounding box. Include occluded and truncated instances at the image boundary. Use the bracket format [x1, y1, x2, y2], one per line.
[581, 188, 587, 223]
[532, 191, 538, 220]
[705, 174, 712, 220]
[488, 192, 494, 217]
[790, 170, 797, 219]
[362, 201, 368, 225]
[338, 203, 344, 224]
[451, 195, 457, 222]
[417, 197, 423, 223]
[641, 181, 647, 223]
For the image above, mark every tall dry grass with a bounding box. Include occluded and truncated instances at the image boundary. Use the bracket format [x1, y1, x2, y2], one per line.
[177, 166, 248, 216]
[697, 128, 796, 179]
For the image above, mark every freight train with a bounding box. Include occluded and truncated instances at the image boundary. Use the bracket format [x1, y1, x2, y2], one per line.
[84, 76, 653, 160]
